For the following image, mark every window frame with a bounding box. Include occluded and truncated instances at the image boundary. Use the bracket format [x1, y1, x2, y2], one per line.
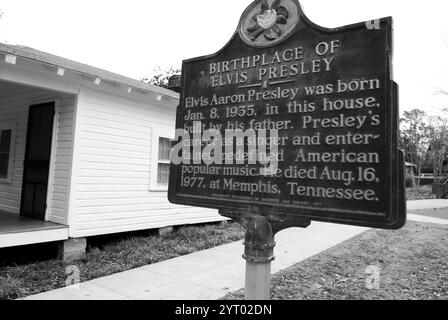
[0, 122, 16, 184]
[149, 125, 175, 191]
[157, 137, 173, 185]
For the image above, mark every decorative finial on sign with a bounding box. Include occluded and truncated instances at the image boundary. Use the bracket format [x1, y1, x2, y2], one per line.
[247, 0, 289, 41]
[239, 0, 301, 47]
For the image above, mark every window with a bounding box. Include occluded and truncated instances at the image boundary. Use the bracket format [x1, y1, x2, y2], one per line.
[149, 126, 175, 191]
[0, 124, 15, 183]
[0, 130, 11, 178]
[157, 137, 173, 185]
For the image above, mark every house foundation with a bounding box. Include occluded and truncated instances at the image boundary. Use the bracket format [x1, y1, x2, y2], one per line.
[58, 238, 87, 262]
[157, 226, 174, 236]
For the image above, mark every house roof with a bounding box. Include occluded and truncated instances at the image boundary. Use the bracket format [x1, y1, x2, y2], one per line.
[0, 43, 179, 99]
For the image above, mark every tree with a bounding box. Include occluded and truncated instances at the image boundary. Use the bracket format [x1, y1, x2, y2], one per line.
[426, 115, 448, 184]
[399, 109, 430, 187]
[142, 66, 180, 89]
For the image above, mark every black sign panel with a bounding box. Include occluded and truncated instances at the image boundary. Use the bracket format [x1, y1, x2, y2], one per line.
[168, 0, 405, 229]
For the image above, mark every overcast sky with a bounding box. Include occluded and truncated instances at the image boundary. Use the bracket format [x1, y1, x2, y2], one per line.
[0, 0, 447, 115]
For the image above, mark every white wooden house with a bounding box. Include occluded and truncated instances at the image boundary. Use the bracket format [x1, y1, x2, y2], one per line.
[0, 43, 222, 258]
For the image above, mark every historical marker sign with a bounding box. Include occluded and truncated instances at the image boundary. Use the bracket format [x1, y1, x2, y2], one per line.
[168, 0, 406, 229]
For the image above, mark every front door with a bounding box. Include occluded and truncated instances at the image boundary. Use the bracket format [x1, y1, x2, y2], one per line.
[20, 102, 55, 220]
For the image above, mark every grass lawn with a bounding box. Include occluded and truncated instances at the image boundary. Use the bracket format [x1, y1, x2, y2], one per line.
[0, 221, 244, 300]
[406, 185, 437, 200]
[225, 221, 448, 300]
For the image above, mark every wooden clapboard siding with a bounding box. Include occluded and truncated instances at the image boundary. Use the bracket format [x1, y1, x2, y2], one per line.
[71, 216, 226, 238]
[0, 81, 74, 225]
[48, 95, 75, 225]
[70, 88, 221, 238]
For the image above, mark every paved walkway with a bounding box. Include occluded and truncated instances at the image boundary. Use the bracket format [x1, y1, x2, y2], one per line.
[407, 214, 448, 225]
[407, 199, 448, 211]
[25, 222, 368, 300]
[24, 200, 448, 300]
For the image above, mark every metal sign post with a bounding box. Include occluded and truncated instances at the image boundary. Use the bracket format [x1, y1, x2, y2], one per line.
[221, 210, 310, 299]
[243, 216, 274, 300]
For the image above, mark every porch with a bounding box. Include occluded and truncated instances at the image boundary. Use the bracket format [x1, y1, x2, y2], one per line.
[0, 78, 75, 248]
[0, 210, 68, 248]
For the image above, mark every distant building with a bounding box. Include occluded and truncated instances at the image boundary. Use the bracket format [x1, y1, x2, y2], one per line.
[0, 43, 222, 259]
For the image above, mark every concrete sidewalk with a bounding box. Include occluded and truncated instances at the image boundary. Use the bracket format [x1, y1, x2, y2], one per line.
[26, 221, 368, 300]
[407, 199, 448, 211]
[25, 200, 448, 300]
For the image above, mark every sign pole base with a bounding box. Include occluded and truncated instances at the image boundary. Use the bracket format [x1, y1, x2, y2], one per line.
[245, 260, 271, 300]
[242, 215, 275, 300]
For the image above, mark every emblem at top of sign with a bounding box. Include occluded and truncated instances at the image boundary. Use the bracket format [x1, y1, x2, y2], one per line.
[239, 0, 301, 47]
